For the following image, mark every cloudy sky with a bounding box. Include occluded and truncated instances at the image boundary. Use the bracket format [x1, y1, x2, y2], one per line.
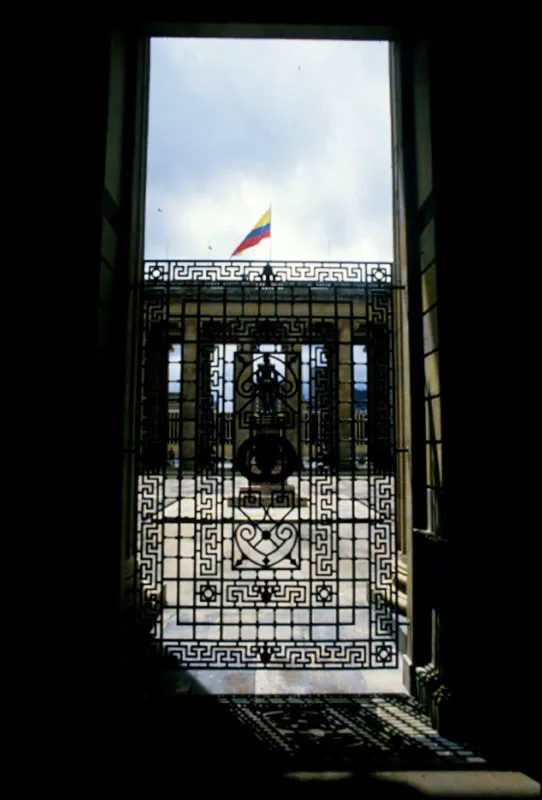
[145, 37, 392, 264]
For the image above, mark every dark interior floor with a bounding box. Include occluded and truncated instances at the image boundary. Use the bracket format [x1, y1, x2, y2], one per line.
[110, 677, 539, 798]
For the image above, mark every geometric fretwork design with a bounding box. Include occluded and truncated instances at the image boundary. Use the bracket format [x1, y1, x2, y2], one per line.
[215, 695, 487, 769]
[137, 261, 397, 668]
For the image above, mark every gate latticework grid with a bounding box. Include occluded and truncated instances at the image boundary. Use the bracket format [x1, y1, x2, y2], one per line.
[136, 261, 398, 670]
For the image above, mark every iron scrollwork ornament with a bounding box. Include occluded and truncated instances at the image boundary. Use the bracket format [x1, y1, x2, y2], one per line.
[236, 433, 299, 483]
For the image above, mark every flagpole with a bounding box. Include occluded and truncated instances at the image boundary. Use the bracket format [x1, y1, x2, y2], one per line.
[269, 202, 272, 263]
[158, 208, 170, 260]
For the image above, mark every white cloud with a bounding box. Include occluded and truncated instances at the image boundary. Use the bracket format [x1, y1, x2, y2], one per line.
[145, 37, 392, 263]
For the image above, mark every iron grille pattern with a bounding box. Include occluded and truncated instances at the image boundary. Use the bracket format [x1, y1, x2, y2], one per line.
[215, 694, 487, 769]
[137, 261, 397, 669]
[144, 260, 392, 284]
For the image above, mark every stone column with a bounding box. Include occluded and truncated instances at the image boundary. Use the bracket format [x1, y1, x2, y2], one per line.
[367, 323, 393, 474]
[141, 312, 168, 472]
[180, 319, 197, 473]
[196, 343, 215, 470]
[338, 322, 353, 473]
[233, 341, 255, 457]
[283, 343, 301, 463]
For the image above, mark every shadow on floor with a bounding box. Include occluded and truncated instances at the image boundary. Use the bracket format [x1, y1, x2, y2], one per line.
[114, 610, 538, 796]
[104, 687, 540, 798]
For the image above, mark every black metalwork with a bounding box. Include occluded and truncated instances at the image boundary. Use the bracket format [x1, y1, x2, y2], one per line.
[215, 694, 487, 769]
[235, 434, 298, 483]
[137, 261, 397, 669]
[144, 259, 392, 283]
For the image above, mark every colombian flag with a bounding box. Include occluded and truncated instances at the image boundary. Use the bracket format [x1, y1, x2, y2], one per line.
[231, 209, 271, 257]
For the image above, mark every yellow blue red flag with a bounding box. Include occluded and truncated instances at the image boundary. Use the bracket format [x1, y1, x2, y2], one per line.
[231, 209, 271, 257]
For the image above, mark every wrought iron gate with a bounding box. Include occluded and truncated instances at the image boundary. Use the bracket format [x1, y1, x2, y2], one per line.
[137, 261, 397, 669]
